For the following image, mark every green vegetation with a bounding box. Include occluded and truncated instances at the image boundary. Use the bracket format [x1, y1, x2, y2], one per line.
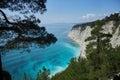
[51, 12, 120, 80]
[36, 67, 50, 80]
[23, 67, 50, 80]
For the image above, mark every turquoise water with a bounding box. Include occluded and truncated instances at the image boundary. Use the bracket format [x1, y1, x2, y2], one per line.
[2, 23, 80, 80]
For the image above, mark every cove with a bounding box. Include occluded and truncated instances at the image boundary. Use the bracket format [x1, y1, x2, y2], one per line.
[2, 23, 80, 80]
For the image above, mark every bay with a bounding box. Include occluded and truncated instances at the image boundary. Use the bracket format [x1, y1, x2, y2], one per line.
[2, 23, 80, 80]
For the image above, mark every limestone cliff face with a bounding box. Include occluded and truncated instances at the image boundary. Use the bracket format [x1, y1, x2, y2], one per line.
[68, 21, 120, 58]
[110, 25, 120, 47]
[68, 25, 92, 58]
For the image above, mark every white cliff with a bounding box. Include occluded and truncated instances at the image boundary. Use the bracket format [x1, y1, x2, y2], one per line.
[68, 25, 93, 58]
[68, 21, 120, 58]
[111, 25, 120, 47]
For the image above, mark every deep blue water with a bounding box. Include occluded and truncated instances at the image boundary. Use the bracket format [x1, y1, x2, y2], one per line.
[2, 23, 80, 80]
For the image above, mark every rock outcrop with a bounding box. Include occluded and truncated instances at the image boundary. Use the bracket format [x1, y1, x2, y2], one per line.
[68, 13, 120, 58]
[68, 25, 92, 58]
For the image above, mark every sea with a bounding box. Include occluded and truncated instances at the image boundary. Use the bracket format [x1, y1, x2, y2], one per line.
[2, 23, 80, 80]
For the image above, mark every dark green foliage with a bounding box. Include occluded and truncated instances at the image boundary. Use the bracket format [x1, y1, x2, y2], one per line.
[51, 58, 89, 80]
[0, 0, 57, 52]
[2, 70, 11, 80]
[36, 67, 50, 80]
[95, 20, 105, 27]
[73, 21, 96, 30]
[84, 18, 118, 79]
[85, 36, 96, 42]
[0, 0, 47, 14]
[0, 17, 57, 52]
[112, 46, 120, 73]
[22, 67, 50, 80]
[23, 73, 27, 80]
[0, 0, 56, 53]
[104, 13, 120, 22]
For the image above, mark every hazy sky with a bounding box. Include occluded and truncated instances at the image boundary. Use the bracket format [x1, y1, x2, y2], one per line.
[39, 0, 120, 24]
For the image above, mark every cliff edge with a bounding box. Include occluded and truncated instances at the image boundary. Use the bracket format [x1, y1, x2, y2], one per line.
[68, 13, 120, 58]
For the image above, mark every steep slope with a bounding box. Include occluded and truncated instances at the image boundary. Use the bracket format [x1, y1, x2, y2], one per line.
[68, 24, 92, 58]
[68, 13, 120, 58]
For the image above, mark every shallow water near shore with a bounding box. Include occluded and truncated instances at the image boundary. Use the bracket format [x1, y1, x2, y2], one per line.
[2, 23, 80, 80]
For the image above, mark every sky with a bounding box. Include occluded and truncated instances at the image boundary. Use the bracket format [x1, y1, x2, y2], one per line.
[38, 0, 120, 24]
[1, 0, 120, 24]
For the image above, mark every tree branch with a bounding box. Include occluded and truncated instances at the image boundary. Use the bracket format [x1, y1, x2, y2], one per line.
[0, 9, 15, 24]
[0, 9, 23, 36]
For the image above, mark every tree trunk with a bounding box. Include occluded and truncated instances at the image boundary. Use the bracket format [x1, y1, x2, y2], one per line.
[97, 36, 100, 68]
[0, 54, 3, 80]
